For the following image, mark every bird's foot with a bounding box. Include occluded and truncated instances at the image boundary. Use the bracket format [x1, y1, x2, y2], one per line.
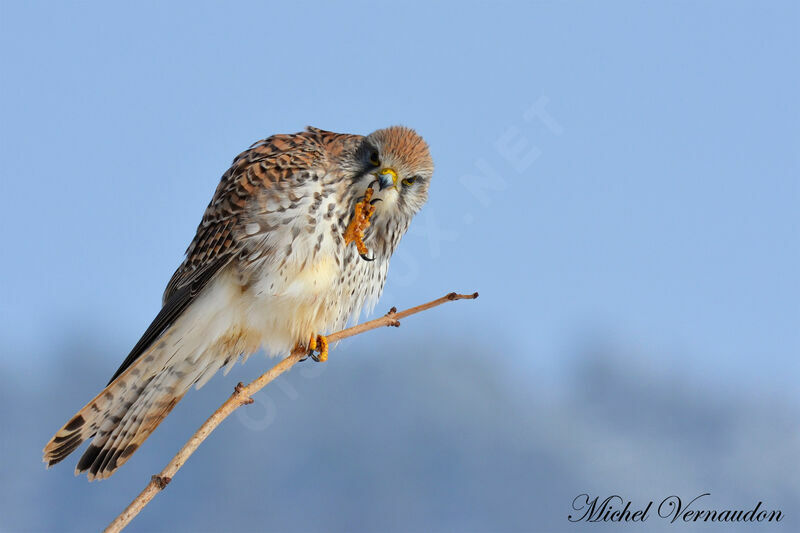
[304, 333, 328, 363]
[344, 186, 377, 261]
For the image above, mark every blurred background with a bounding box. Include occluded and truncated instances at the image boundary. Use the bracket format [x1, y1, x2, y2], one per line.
[1, 2, 798, 532]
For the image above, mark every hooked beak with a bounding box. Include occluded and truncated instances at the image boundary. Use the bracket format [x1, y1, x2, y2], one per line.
[375, 168, 398, 191]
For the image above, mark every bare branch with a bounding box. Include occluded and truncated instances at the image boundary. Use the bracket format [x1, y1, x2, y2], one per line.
[104, 291, 478, 533]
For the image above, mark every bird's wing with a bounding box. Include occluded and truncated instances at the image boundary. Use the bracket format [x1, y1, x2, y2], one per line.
[107, 130, 336, 384]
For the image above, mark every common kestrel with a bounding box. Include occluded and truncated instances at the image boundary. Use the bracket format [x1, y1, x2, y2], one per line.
[43, 126, 434, 480]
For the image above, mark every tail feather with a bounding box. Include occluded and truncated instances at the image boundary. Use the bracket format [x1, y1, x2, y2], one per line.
[79, 384, 186, 479]
[80, 360, 213, 480]
[43, 277, 259, 480]
[43, 388, 122, 468]
[42, 325, 201, 479]
[79, 374, 167, 479]
[43, 341, 236, 479]
[44, 418, 88, 465]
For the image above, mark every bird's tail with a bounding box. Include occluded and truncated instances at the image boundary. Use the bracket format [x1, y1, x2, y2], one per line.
[43, 310, 253, 480]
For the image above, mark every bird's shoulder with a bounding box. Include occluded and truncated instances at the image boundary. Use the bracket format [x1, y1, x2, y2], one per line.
[212, 127, 362, 207]
[163, 128, 361, 302]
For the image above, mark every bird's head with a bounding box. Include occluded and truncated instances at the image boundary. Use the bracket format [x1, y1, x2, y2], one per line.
[355, 126, 434, 218]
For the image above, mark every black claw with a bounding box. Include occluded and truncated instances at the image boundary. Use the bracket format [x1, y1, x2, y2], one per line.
[360, 252, 375, 262]
[301, 349, 322, 363]
[367, 179, 379, 190]
[369, 198, 383, 205]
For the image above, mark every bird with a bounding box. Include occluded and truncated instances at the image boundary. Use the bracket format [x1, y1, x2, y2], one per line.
[43, 125, 434, 480]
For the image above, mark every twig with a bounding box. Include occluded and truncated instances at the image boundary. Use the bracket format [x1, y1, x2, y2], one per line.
[104, 291, 478, 532]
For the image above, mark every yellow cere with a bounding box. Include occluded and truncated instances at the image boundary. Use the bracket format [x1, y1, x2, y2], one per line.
[380, 168, 397, 186]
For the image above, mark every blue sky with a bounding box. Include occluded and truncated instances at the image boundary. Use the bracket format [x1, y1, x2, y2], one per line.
[2, 1, 796, 388]
[0, 2, 798, 529]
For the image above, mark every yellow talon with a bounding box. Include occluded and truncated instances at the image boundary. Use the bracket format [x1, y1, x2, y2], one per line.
[308, 334, 317, 352]
[344, 187, 377, 256]
[316, 334, 328, 362]
[307, 333, 328, 363]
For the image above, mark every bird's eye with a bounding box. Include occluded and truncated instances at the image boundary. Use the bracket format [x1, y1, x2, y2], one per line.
[369, 150, 380, 166]
[401, 176, 418, 186]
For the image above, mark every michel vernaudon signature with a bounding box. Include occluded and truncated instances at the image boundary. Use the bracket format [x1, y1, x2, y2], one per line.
[569, 493, 783, 524]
